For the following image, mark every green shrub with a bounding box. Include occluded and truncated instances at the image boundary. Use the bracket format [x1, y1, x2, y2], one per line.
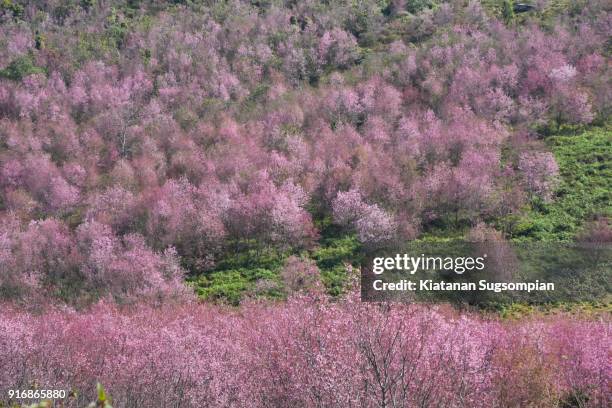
[191, 270, 251, 305]
[1, 0, 24, 19]
[0, 55, 45, 82]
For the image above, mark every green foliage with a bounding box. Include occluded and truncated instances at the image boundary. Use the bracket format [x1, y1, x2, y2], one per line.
[0, 0, 24, 19]
[495, 301, 611, 319]
[190, 270, 250, 305]
[140, 47, 152, 65]
[188, 246, 285, 304]
[344, 0, 387, 46]
[71, 6, 147, 64]
[190, 231, 361, 303]
[52, 3, 72, 24]
[481, 0, 535, 25]
[404, 0, 437, 15]
[312, 234, 362, 296]
[174, 107, 199, 131]
[502, 0, 515, 24]
[190, 268, 283, 305]
[81, 0, 96, 10]
[89, 383, 113, 408]
[312, 235, 361, 270]
[34, 32, 46, 50]
[105, 7, 129, 49]
[509, 127, 611, 240]
[0, 55, 45, 82]
[541, 0, 588, 19]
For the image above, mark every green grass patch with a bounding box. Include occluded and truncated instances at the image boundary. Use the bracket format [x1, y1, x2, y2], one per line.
[509, 127, 611, 241]
[494, 301, 611, 320]
[187, 246, 286, 305]
[189, 230, 362, 303]
[312, 234, 362, 296]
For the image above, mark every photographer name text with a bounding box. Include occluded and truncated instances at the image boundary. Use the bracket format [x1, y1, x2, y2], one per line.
[373, 279, 554, 292]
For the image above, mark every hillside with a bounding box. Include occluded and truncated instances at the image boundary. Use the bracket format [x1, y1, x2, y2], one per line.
[0, 1, 610, 407]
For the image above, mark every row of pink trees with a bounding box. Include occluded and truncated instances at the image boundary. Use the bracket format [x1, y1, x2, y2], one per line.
[0, 294, 609, 407]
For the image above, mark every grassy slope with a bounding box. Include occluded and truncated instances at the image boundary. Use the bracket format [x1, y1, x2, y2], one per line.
[511, 127, 611, 241]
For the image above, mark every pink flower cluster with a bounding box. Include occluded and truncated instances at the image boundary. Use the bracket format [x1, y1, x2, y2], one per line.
[0, 214, 187, 304]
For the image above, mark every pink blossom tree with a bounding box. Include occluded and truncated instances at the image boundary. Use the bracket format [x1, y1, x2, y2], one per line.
[518, 151, 560, 202]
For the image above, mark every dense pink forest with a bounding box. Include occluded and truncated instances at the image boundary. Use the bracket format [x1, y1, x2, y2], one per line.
[0, 0, 610, 407]
[1, 296, 610, 407]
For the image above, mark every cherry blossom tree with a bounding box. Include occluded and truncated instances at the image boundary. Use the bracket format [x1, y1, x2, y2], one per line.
[518, 151, 560, 202]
